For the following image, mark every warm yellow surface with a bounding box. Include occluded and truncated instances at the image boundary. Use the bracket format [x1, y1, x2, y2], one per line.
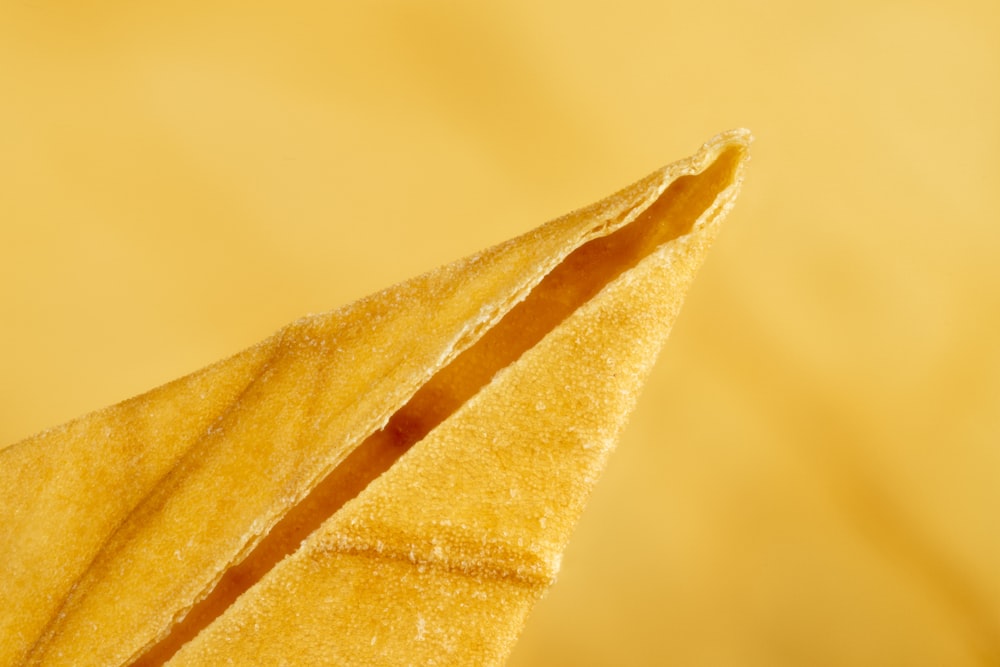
[1, 1, 998, 665]
[0, 130, 747, 665]
[169, 137, 745, 666]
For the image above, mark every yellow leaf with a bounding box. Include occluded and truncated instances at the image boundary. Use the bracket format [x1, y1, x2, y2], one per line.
[0, 129, 750, 667]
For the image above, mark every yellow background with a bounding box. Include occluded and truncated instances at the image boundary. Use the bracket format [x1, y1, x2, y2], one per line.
[2, 1, 999, 664]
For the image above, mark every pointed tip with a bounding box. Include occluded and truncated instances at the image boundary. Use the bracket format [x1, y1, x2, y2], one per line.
[642, 128, 752, 201]
[706, 127, 753, 151]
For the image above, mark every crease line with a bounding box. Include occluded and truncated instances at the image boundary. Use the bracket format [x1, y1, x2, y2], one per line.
[22, 338, 282, 666]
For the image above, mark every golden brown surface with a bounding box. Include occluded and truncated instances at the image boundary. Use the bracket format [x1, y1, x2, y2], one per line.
[2, 2, 999, 665]
[0, 132, 749, 665]
[169, 138, 747, 667]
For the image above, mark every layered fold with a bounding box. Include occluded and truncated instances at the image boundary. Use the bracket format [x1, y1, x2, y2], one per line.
[0, 129, 750, 667]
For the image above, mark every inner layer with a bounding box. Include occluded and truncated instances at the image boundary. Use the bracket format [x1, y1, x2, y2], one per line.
[130, 145, 744, 667]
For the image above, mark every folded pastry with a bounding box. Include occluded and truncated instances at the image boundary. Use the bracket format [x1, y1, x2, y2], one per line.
[0, 129, 751, 666]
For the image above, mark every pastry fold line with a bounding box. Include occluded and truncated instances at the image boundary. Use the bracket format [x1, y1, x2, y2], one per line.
[0, 129, 751, 667]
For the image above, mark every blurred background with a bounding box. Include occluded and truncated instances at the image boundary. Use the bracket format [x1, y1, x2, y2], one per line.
[2, 0, 998, 664]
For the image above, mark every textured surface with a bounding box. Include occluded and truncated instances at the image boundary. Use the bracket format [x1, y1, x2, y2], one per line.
[170, 141, 742, 667]
[2, 1, 999, 664]
[0, 133, 748, 665]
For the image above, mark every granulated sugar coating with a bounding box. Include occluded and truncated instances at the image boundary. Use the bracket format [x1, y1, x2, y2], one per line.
[0, 130, 750, 666]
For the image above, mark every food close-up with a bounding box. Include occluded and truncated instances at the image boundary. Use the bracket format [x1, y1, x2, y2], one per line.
[1, 131, 749, 665]
[1, 1, 998, 666]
